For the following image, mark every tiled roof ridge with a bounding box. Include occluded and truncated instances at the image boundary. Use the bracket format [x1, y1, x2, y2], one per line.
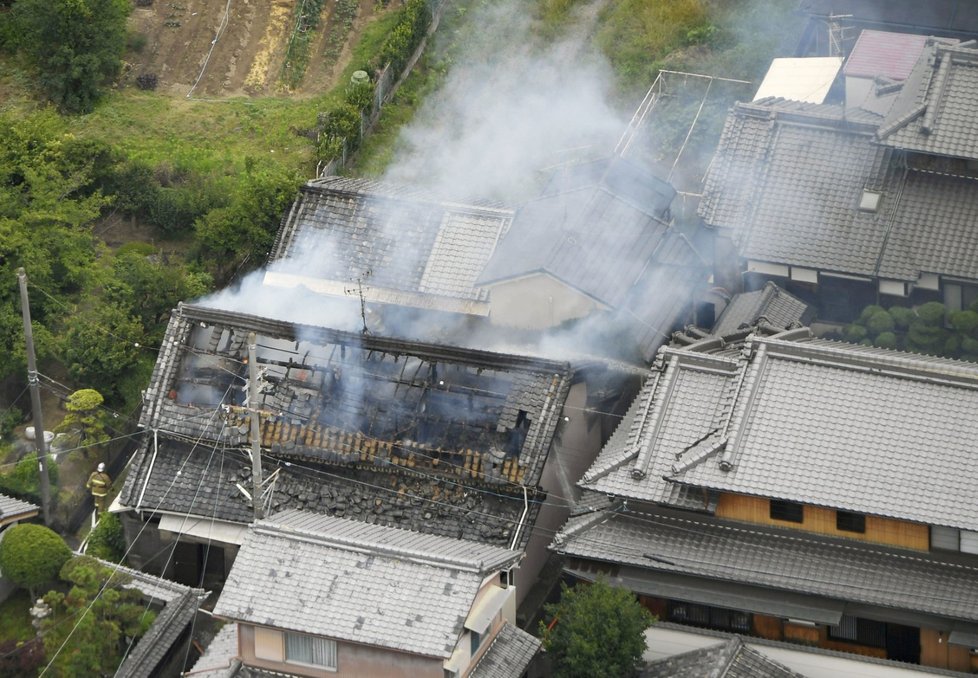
[669, 430, 726, 476]
[252, 518, 520, 574]
[753, 334, 978, 388]
[733, 99, 881, 133]
[630, 509, 978, 576]
[306, 176, 513, 213]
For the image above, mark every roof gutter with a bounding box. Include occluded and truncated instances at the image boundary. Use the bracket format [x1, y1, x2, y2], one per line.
[509, 485, 530, 551]
[136, 428, 159, 511]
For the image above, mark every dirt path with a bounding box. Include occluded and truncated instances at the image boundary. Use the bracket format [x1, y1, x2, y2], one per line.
[126, 0, 385, 98]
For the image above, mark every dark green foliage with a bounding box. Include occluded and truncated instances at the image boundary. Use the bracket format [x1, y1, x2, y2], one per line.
[874, 331, 897, 349]
[86, 513, 125, 563]
[865, 310, 895, 335]
[0, 452, 58, 505]
[60, 303, 144, 403]
[916, 301, 946, 325]
[375, 0, 431, 75]
[41, 555, 156, 677]
[11, 0, 130, 113]
[888, 305, 915, 329]
[194, 163, 301, 282]
[843, 324, 867, 342]
[843, 301, 978, 362]
[0, 524, 71, 596]
[540, 579, 655, 678]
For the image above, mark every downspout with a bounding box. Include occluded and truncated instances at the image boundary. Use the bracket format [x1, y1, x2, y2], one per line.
[509, 485, 529, 551]
[136, 428, 160, 511]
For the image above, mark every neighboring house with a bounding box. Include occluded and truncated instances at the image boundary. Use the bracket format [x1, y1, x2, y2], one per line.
[476, 156, 704, 361]
[642, 635, 804, 678]
[265, 160, 705, 363]
[115, 302, 621, 605]
[643, 623, 966, 678]
[555, 329, 978, 672]
[96, 557, 206, 678]
[841, 30, 928, 114]
[204, 509, 535, 678]
[702, 40, 978, 321]
[673, 282, 814, 346]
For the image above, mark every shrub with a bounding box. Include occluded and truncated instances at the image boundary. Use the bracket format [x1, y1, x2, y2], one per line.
[87, 513, 126, 563]
[888, 306, 915, 329]
[0, 524, 71, 597]
[858, 304, 887, 324]
[843, 324, 867, 342]
[874, 331, 898, 349]
[916, 301, 946, 326]
[865, 310, 895, 336]
[950, 310, 978, 335]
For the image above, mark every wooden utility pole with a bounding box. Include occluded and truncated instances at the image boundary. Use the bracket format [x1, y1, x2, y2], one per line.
[17, 269, 51, 526]
[247, 333, 264, 520]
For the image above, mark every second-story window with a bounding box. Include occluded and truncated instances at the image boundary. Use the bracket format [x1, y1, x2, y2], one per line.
[836, 511, 866, 533]
[285, 632, 337, 670]
[769, 499, 803, 523]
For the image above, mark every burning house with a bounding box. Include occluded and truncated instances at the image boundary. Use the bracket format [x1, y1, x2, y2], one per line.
[261, 157, 705, 363]
[114, 302, 616, 604]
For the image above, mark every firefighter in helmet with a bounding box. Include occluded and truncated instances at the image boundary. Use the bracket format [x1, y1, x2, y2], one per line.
[86, 462, 111, 513]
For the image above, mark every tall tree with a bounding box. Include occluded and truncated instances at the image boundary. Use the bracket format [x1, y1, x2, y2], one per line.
[11, 0, 130, 113]
[540, 578, 655, 678]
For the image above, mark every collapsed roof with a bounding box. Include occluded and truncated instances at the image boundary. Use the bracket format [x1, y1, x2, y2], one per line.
[122, 303, 573, 547]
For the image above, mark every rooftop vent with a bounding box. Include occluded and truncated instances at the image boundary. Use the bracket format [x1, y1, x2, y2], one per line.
[859, 190, 882, 212]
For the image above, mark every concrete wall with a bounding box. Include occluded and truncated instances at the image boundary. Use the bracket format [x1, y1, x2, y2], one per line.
[239, 623, 445, 678]
[487, 275, 603, 330]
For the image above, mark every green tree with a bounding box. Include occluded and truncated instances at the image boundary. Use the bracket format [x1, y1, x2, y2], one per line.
[86, 513, 125, 563]
[11, 0, 130, 113]
[0, 451, 59, 504]
[540, 578, 655, 678]
[41, 556, 155, 677]
[0, 524, 71, 598]
[55, 389, 111, 458]
[59, 304, 144, 404]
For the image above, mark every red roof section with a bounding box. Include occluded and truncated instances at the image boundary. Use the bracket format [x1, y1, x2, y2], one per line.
[843, 30, 929, 80]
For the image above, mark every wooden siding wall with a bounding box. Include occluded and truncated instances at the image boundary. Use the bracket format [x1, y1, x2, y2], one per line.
[714, 494, 930, 551]
[920, 629, 973, 672]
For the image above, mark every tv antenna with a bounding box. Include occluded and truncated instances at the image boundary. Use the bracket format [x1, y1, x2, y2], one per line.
[345, 270, 370, 335]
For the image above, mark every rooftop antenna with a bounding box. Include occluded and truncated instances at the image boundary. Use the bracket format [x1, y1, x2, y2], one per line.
[345, 270, 370, 335]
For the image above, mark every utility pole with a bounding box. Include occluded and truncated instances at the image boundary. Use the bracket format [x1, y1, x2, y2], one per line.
[17, 269, 51, 526]
[247, 333, 264, 520]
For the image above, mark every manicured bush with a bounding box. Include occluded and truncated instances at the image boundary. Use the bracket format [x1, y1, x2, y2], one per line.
[866, 309, 895, 336]
[888, 305, 915, 329]
[874, 331, 897, 349]
[950, 310, 978, 335]
[0, 524, 71, 597]
[87, 513, 126, 563]
[843, 324, 867, 342]
[858, 304, 886, 324]
[916, 301, 946, 325]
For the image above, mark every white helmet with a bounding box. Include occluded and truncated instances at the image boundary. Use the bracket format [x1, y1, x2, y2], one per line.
[97, 463, 106, 472]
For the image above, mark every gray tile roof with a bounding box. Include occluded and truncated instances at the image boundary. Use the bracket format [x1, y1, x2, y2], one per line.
[582, 331, 978, 531]
[700, 97, 978, 283]
[879, 40, 978, 160]
[213, 510, 521, 659]
[267, 176, 512, 311]
[126, 303, 569, 548]
[478, 157, 689, 308]
[186, 622, 241, 677]
[710, 283, 813, 337]
[120, 439, 536, 547]
[641, 636, 804, 678]
[468, 623, 540, 678]
[0, 493, 38, 523]
[553, 509, 978, 623]
[116, 588, 201, 678]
